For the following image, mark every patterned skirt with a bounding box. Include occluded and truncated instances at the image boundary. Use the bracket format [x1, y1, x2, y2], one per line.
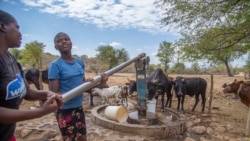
[56, 106, 86, 141]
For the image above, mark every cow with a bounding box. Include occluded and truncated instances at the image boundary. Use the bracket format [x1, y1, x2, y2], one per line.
[24, 68, 49, 90]
[125, 79, 136, 95]
[24, 68, 109, 107]
[222, 81, 240, 99]
[41, 69, 48, 84]
[128, 80, 156, 99]
[147, 68, 172, 110]
[24, 68, 40, 89]
[223, 78, 250, 136]
[223, 78, 250, 107]
[126, 68, 172, 112]
[173, 77, 207, 112]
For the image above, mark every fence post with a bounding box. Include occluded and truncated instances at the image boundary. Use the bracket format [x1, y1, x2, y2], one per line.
[208, 74, 213, 114]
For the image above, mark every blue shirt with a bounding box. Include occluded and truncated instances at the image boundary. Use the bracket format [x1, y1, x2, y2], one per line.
[48, 57, 85, 109]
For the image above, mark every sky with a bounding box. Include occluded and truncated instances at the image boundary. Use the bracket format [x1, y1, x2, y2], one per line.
[0, 0, 246, 68]
[0, 0, 181, 65]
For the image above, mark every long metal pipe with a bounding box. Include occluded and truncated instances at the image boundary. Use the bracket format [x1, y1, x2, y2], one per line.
[62, 53, 146, 102]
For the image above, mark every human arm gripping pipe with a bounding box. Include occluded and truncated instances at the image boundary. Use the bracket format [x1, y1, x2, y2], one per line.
[62, 53, 146, 102]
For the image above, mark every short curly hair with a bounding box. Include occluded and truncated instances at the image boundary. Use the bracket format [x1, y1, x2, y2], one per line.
[0, 10, 16, 25]
[54, 32, 71, 44]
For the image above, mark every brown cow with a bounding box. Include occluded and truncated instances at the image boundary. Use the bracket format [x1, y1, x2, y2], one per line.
[223, 78, 250, 136]
[222, 81, 239, 99]
[223, 78, 250, 107]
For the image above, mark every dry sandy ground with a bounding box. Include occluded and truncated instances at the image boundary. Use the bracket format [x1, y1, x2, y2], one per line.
[15, 73, 250, 141]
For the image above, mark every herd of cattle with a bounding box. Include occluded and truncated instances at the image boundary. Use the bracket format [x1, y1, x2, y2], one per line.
[23, 67, 250, 113]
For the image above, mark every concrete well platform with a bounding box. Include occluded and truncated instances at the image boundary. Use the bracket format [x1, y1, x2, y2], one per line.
[91, 105, 187, 138]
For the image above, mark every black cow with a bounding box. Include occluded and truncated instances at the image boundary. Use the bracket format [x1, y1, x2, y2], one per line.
[24, 68, 48, 90]
[24, 68, 106, 107]
[41, 69, 48, 84]
[127, 68, 172, 112]
[147, 68, 172, 110]
[173, 77, 207, 112]
[128, 80, 156, 98]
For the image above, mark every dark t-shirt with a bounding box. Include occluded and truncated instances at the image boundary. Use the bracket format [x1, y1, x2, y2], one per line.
[0, 53, 26, 141]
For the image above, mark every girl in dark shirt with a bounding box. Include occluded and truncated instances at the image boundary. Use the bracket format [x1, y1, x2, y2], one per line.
[0, 10, 64, 141]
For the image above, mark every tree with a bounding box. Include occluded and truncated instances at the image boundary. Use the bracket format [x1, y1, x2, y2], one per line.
[116, 48, 129, 63]
[88, 57, 100, 73]
[191, 61, 200, 74]
[180, 27, 246, 76]
[21, 41, 45, 68]
[156, 41, 174, 74]
[156, 0, 250, 76]
[244, 54, 250, 76]
[172, 62, 185, 74]
[9, 48, 22, 61]
[96, 45, 129, 69]
[156, 0, 250, 47]
[147, 64, 156, 75]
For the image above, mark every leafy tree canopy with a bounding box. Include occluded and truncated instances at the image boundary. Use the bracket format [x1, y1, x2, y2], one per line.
[9, 48, 22, 61]
[21, 41, 45, 68]
[156, 0, 250, 76]
[96, 45, 129, 69]
[156, 41, 175, 73]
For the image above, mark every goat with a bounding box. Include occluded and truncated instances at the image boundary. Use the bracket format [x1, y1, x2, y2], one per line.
[120, 86, 129, 107]
[91, 85, 123, 105]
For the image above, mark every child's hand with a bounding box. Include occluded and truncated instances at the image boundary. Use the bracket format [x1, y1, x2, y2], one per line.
[100, 73, 108, 83]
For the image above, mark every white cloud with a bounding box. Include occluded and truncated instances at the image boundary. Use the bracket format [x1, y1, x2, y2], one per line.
[72, 45, 78, 49]
[109, 42, 121, 47]
[98, 42, 107, 46]
[20, 0, 174, 34]
[21, 0, 53, 7]
[22, 33, 30, 37]
[97, 42, 121, 48]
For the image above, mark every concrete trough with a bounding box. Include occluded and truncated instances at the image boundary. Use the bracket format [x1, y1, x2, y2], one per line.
[91, 105, 187, 138]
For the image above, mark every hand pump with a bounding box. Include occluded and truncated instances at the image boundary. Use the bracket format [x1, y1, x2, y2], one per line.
[134, 55, 150, 116]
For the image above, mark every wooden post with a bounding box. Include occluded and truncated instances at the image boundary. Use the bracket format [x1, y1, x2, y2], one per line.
[39, 56, 43, 90]
[208, 74, 213, 114]
[39, 70, 43, 90]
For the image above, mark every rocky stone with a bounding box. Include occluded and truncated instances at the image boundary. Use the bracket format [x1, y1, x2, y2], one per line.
[186, 121, 193, 128]
[193, 118, 201, 124]
[206, 127, 213, 135]
[20, 129, 32, 138]
[214, 126, 226, 133]
[184, 137, 196, 141]
[191, 126, 206, 134]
